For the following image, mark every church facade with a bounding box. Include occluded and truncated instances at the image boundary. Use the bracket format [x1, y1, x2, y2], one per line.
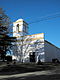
[12, 19, 60, 63]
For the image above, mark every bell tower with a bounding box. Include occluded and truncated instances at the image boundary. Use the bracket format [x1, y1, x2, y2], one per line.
[13, 19, 28, 37]
[13, 19, 28, 62]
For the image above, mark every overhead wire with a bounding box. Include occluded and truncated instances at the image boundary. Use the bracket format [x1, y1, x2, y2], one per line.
[7, 12, 60, 34]
[28, 12, 60, 24]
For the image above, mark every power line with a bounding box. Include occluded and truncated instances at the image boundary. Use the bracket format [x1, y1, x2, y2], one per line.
[28, 12, 60, 24]
[7, 12, 60, 34]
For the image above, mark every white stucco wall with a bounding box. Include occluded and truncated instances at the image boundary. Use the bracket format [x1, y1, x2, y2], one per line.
[44, 40, 60, 62]
[12, 33, 45, 62]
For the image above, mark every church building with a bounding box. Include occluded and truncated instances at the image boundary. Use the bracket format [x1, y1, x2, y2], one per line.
[12, 19, 60, 63]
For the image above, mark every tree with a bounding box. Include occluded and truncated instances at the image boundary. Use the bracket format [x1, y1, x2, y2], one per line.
[0, 8, 16, 61]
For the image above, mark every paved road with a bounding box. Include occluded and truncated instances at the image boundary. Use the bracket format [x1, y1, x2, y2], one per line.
[0, 69, 60, 80]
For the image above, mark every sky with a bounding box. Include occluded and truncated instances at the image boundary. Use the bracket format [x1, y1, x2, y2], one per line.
[0, 0, 60, 48]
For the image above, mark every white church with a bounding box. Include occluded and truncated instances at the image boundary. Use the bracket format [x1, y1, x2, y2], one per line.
[12, 19, 60, 63]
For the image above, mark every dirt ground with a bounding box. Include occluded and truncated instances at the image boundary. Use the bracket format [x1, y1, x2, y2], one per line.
[1, 74, 60, 80]
[0, 63, 60, 80]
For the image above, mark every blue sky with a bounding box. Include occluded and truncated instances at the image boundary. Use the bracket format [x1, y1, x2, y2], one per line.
[0, 0, 60, 48]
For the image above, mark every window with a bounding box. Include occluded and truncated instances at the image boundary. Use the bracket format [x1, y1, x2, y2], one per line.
[17, 24, 19, 32]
